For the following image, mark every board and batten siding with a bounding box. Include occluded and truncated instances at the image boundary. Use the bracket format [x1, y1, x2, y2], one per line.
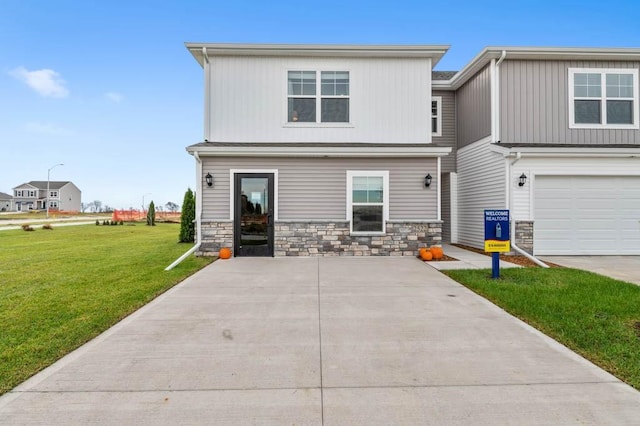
[511, 156, 640, 221]
[200, 156, 438, 222]
[456, 65, 492, 148]
[433, 90, 457, 172]
[456, 138, 506, 248]
[500, 60, 640, 144]
[207, 56, 432, 144]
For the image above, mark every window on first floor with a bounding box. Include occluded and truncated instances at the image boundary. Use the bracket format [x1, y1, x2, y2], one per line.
[347, 171, 389, 234]
[288, 70, 349, 123]
[432, 96, 442, 137]
[569, 68, 639, 129]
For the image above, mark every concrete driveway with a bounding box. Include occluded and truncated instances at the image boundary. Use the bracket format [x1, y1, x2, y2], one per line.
[1, 257, 640, 424]
[541, 256, 640, 285]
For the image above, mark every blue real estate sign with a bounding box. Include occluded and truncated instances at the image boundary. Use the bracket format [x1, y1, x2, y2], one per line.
[484, 209, 510, 252]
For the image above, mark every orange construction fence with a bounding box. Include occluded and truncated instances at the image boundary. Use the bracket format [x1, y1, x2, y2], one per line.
[112, 209, 181, 222]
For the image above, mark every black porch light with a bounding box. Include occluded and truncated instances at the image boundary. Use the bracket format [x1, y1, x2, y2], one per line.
[205, 173, 213, 187]
[424, 173, 432, 188]
[518, 173, 527, 187]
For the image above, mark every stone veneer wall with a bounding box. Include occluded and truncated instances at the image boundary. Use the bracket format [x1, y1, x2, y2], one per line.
[198, 220, 443, 257]
[514, 220, 534, 255]
[198, 220, 233, 256]
[274, 221, 442, 256]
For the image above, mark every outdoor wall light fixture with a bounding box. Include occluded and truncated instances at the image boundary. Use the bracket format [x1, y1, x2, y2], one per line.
[518, 173, 527, 187]
[205, 173, 213, 187]
[424, 173, 432, 188]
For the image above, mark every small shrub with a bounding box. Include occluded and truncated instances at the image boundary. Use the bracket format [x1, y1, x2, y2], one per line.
[103, 220, 109, 226]
[119, 220, 124, 225]
[111, 220, 117, 226]
[42, 224, 53, 230]
[21, 224, 34, 232]
[96, 220, 100, 226]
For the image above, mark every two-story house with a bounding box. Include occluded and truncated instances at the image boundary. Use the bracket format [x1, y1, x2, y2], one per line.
[11, 181, 82, 212]
[437, 47, 640, 256]
[0, 192, 13, 212]
[185, 43, 640, 257]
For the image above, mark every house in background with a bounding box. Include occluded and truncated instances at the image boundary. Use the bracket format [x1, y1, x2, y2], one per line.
[0, 192, 13, 211]
[11, 181, 81, 212]
[185, 43, 640, 257]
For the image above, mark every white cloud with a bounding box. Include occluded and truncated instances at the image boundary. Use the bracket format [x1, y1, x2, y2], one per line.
[105, 92, 124, 102]
[9, 66, 69, 98]
[24, 121, 74, 136]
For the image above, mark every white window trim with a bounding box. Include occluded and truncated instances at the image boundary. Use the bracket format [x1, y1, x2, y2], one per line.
[432, 96, 442, 137]
[346, 170, 389, 235]
[285, 69, 351, 126]
[568, 68, 639, 129]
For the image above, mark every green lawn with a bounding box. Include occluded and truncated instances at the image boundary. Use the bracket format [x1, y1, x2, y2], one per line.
[0, 224, 213, 395]
[445, 268, 640, 390]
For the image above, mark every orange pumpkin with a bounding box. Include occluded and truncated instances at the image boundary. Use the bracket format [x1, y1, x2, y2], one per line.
[430, 246, 444, 260]
[418, 247, 429, 257]
[218, 247, 232, 259]
[420, 250, 433, 261]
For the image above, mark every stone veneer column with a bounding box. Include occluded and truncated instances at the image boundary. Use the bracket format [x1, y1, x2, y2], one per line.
[514, 220, 534, 255]
[197, 220, 233, 256]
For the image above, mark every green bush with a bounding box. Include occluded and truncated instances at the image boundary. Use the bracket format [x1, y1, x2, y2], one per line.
[179, 188, 195, 243]
[146, 201, 156, 226]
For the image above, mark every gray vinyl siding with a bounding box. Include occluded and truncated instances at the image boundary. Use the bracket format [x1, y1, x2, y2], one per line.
[441, 173, 451, 242]
[457, 65, 492, 148]
[456, 140, 506, 248]
[201, 156, 438, 221]
[500, 60, 640, 144]
[433, 90, 457, 172]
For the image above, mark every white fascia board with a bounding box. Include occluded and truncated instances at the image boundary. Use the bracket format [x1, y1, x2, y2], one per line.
[185, 43, 449, 67]
[188, 145, 452, 158]
[489, 144, 640, 158]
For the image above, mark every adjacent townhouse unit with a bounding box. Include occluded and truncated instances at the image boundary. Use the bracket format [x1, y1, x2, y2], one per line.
[185, 43, 640, 257]
[0, 192, 13, 212]
[11, 181, 82, 212]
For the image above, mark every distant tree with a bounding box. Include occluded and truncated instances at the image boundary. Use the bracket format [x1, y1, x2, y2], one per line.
[103, 205, 114, 213]
[90, 200, 103, 213]
[146, 201, 156, 226]
[179, 189, 195, 243]
[166, 201, 179, 213]
[81, 202, 88, 213]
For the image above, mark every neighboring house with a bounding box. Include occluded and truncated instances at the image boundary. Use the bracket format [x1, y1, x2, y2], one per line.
[434, 47, 640, 256]
[0, 192, 13, 212]
[185, 43, 640, 257]
[11, 181, 81, 212]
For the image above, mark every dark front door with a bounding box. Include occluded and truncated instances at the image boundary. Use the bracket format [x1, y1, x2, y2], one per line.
[234, 173, 275, 257]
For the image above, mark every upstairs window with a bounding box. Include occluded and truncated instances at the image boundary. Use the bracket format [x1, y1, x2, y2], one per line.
[15, 190, 23, 197]
[569, 68, 639, 129]
[50, 191, 58, 197]
[288, 71, 349, 123]
[432, 96, 442, 136]
[28, 191, 35, 197]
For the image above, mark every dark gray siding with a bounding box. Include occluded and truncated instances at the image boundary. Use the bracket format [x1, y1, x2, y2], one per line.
[500, 60, 640, 144]
[457, 65, 492, 148]
[201, 156, 438, 221]
[433, 90, 457, 172]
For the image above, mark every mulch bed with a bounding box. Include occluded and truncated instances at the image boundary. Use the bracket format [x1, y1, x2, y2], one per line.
[453, 244, 563, 268]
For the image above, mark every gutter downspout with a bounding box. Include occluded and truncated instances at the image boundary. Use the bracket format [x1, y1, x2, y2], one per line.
[165, 151, 203, 271]
[508, 152, 549, 268]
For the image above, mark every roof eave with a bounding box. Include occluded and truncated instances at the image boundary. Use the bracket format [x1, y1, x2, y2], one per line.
[186, 144, 452, 158]
[185, 43, 450, 67]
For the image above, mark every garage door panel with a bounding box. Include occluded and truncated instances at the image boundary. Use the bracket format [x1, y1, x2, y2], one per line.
[535, 176, 640, 255]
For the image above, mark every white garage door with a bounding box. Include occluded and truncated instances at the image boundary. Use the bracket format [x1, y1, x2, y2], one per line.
[534, 176, 640, 255]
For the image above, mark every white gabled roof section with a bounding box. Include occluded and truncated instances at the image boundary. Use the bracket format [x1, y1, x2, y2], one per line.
[433, 46, 640, 90]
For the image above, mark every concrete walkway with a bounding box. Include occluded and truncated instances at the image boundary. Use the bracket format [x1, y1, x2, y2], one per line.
[1, 257, 639, 425]
[430, 243, 521, 270]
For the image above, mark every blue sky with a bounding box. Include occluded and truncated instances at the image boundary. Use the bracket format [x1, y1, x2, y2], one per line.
[2, 0, 639, 209]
